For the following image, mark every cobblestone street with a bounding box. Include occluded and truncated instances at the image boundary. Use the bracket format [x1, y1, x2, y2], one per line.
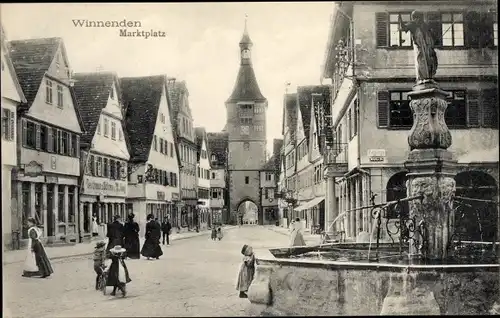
[3, 226, 290, 317]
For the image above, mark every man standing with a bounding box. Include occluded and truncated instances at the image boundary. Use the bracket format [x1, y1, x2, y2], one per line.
[105, 215, 124, 258]
[161, 217, 172, 245]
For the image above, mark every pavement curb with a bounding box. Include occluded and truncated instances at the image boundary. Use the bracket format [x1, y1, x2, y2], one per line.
[3, 225, 238, 265]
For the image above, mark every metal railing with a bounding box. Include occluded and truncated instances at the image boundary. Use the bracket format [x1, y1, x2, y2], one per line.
[324, 143, 348, 165]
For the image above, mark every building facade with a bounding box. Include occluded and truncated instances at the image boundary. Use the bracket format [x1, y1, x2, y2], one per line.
[73, 72, 130, 241]
[207, 132, 228, 225]
[195, 127, 210, 230]
[122, 75, 181, 235]
[167, 80, 198, 230]
[322, 0, 498, 241]
[9, 37, 85, 245]
[1, 24, 27, 250]
[259, 141, 281, 225]
[226, 23, 269, 225]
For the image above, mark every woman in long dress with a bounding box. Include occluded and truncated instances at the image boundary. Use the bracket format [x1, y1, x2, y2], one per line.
[141, 214, 163, 260]
[235, 244, 255, 298]
[22, 217, 54, 278]
[92, 213, 99, 237]
[290, 218, 306, 247]
[123, 213, 140, 259]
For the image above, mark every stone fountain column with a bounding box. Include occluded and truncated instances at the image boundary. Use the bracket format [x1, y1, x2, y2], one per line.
[404, 82, 457, 261]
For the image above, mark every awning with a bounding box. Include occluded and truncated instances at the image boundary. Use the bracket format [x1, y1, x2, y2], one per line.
[300, 196, 325, 211]
[294, 201, 310, 212]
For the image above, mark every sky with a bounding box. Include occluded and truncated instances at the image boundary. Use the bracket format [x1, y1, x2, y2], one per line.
[1, 2, 333, 153]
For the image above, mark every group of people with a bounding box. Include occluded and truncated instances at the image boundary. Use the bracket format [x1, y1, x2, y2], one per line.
[211, 225, 224, 241]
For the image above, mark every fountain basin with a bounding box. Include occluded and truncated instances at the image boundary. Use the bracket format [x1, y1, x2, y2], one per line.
[248, 243, 499, 316]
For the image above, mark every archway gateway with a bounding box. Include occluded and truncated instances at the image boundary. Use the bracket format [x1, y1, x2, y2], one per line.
[454, 170, 498, 242]
[237, 200, 259, 225]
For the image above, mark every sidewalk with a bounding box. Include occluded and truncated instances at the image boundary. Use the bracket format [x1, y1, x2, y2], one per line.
[2, 225, 237, 265]
[265, 225, 322, 246]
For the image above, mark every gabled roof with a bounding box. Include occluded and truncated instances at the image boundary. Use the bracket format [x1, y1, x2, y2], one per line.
[9, 37, 62, 107]
[167, 80, 190, 114]
[207, 132, 228, 169]
[121, 75, 165, 162]
[73, 72, 119, 146]
[273, 139, 284, 176]
[194, 127, 207, 162]
[284, 93, 298, 144]
[297, 85, 331, 148]
[1, 24, 27, 103]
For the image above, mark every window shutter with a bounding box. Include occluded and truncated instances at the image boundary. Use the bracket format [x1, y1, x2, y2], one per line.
[426, 12, 442, 47]
[481, 89, 498, 128]
[465, 11, 481, 48]
[9, 110, 15, 141]
[377, 91, 390, 128]
[35, 124, 41, 149]
[466, 89, 480, 127]
[375, 12, 389, 47]
[47, 127, 53, 152]
[22, 119, 27, 146]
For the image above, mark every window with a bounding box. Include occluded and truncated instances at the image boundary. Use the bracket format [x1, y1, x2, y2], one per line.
[160, 138, 164, 153]
[265, 172, 272, 181]
[40, 126, 48, 151]
[52, 128, 58, 153]
[110, 87, 114, 99]
[389, 91, 412, 128]
[389, 13, 412, 47]
[1, 108, 15, 141]
[243, 142, 250, 151]
[68, 187, 75, 223]
[212, 172, 216, 179]
[25, 121, 36, 148]
[153, 135, 158, 151]
[104, 118, 109, 137]
[103, 158, 109, 177]
[245, 176, 250, 184]
[57, 85, 63, 108]
[240, 118, 253, 125]
[118, 127, 123, 141]
[442, 13, 464, 47]
[494, 22, 498, 46]
[254, 125, 264, 132]
[72, 134, 79, 157]
[111, 121, 116, 140]
[45, 79, 53, 104]
[240, 126, 250, 135]
[58, 186, 65, 223]
[97, 157, 103, 176]
[347, 109, 352, 139]
[170, 143, 174, 157]
[96, 118, 101, 135]
[445, 90, 467, 128]
[201, 150, 207, 159]
[62, 131, 70, 155]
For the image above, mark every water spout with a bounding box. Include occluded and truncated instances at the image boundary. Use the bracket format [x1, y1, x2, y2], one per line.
[325, 210, 350, 235]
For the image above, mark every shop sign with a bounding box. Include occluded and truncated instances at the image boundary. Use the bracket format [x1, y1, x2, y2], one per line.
[24, 161, 43, 177]
[83, 176, 127, 197]
[367, 149, 386, 162]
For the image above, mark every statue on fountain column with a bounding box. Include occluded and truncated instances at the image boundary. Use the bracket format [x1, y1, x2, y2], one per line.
[398, 11, 438, 86]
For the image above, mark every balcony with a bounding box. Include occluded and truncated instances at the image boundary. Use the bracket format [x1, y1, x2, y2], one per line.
[323, 143, 348, 175]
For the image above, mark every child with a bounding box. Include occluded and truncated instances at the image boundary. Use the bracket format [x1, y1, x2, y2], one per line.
[104, 245, 132, 297]
[211, 227, 217, 241]
[235, 244, 255, 298]
[93, 241, 106, 290]
[216, 227, 223, 241]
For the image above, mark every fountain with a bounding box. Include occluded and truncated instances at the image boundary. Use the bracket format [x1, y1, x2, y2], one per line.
[247, 11, 500, 316]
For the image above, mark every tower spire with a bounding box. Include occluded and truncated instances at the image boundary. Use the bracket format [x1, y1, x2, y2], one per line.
[239, 14, 252, 47]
